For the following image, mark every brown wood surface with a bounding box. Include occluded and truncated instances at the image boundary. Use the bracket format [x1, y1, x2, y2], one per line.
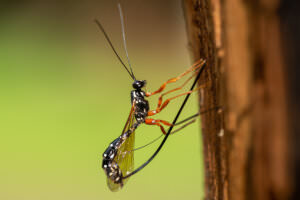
[183, 0, 294, 199]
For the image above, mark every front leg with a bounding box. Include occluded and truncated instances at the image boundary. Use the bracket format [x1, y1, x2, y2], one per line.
[147, 81, 210, 116]
[145, 59, 206, 97]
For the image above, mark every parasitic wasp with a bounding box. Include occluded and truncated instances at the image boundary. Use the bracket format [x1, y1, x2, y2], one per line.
[95, 3, 207, 191]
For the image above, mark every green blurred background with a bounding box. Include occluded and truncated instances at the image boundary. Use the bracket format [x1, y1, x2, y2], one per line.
[0, 0, 204, 199]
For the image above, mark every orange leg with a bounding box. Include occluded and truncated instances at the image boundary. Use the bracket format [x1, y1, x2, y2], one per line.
[148, 82, 209, 116]
[145, 118, 172, 135]
[145, 59, 206, 97]
[148, 71, 198, 116]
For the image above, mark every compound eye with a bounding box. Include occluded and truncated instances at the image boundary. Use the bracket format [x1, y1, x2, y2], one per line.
[132, 81, 138, 89]
[133, 80, 144, 89]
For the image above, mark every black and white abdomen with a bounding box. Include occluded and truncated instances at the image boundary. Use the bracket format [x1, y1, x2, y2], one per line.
[102, 138, 124, 185]
[131, 90, 149, 123]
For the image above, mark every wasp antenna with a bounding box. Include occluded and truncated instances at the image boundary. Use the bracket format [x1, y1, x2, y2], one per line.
[118, 3, 136, 80]
[94, 19, 135, 80]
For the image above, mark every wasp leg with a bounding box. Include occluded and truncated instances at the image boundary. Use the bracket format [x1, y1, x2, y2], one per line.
[146, 105, 222, 135]
[171, 106, 223, 133]
[147, 72, 198, 116]
[147, 82, 209, 116]
[145, 114, 198, 135]
[145, 59, 206, 97]
[145, 118, 173, 135]
[171, 119, 196, 135]
[174, 106, 223, 126]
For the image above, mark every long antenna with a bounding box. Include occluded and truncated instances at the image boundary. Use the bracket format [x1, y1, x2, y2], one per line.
[94, 19, 135, 80]
[123, 62, 207, 179]
[118, 3, 135, 80]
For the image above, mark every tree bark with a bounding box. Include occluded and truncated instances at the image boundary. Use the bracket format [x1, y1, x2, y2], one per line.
[183, 0, 297, 199]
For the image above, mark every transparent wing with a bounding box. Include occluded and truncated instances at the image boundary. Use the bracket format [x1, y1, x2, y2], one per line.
[107, 106, 136, 191]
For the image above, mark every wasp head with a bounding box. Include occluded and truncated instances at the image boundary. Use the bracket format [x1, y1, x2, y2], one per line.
[132, 80, 146, 90]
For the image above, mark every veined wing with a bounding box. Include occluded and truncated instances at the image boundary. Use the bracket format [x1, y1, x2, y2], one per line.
[107, 105, 136, 191]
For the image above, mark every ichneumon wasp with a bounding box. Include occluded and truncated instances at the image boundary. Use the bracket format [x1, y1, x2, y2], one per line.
[95, 3, 207, 191]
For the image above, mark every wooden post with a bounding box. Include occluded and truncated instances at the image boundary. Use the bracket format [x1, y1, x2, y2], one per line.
[183, 0, 294, 199]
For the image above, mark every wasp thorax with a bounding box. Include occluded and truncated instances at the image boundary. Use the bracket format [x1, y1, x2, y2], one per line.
[132, 80, 146, 89]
